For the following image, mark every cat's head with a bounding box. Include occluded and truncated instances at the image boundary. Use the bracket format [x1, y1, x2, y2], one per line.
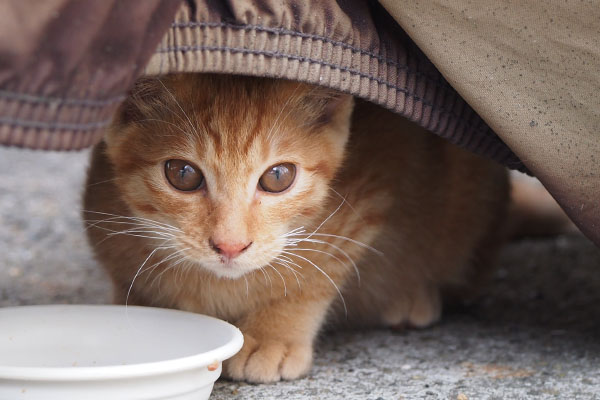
[104, 74, 354, 278]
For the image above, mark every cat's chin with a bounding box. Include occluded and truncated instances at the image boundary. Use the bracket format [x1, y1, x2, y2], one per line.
[194, 260, 256, 280]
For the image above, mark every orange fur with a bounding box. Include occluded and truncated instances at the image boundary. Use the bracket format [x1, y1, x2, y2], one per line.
[83, 74, 508, 383]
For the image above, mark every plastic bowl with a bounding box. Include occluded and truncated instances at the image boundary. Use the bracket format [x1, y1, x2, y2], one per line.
[0, 305, 243, 400]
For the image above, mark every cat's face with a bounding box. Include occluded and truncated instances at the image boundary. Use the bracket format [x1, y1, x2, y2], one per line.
[104, 74, 353, 278]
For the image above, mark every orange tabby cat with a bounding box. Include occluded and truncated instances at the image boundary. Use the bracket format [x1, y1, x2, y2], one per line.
[83, 73, 508, 382]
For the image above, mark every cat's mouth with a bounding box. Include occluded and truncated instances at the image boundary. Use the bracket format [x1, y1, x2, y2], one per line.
[198, 258, 259, 279]
[174, 235, 286, 280]
[177, 246, 264, 280]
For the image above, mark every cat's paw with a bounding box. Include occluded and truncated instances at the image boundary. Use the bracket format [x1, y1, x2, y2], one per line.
[382, 284, 442, 329]
[223, 333, 312, 383]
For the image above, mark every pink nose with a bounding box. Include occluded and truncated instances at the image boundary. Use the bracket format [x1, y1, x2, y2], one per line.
[209, 239, 252, 259]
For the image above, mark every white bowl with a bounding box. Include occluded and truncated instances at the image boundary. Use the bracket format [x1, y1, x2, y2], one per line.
[0, 305, 243, 400]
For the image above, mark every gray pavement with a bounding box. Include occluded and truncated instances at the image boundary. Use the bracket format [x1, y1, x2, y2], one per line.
[1, 146, 599, 399]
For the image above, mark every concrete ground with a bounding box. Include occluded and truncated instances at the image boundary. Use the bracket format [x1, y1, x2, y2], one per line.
[1, 146, 599, 399]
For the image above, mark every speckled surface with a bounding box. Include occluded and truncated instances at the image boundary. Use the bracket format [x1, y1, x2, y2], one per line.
[382, 0, 600, 246]
[1, 146, 600, 399]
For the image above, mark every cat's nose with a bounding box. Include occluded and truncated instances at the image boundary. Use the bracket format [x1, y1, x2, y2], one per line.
[208, 238, 252, 260]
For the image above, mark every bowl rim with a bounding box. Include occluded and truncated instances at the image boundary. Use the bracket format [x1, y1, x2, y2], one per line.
[0, 304, 244, 381]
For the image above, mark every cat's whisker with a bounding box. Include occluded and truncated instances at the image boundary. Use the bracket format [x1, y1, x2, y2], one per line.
[155, 259, 183, 294]
[84, 222, 176, 241]
[276, 254, 301, 267]
[83, 217, 137, 232]
[173, 256, 192, 287]
[143, 102, 194, 136]
[273, 256, 305, 280]
[82, 210, 182, 232]
[286, 232, 383, 256]
[286, 237, 359, 276]
[281, 250, 347, 316]
[173, 260, 195, 297]
[285, 244, 359, 284]
[95, 229, 175, 246]
[157, 79, 198, 139]
[141, 251, 180, 289]
[271, 250, 304, 270]
[107, 229, 174, 239]
[107, 232, 174, 240]
[273, 256, 304, 273]
[105, 226, 176, 238]
[86, 177, 122, 188]
[149, 249, 192, 289]
[329, 187, 365, 224]
[141, 247, 189, 283]
[282, 226, 307, 237]
[304, 197, 346, 241]
[182, 261, 196, 287]
[257, 265, 270, 286]
[87, 219, 177, 243]
[268, 105, 295, 144]
[83, 219, 176, 234]
[281, 227, 308, 247]
[272, 260, 302, 290]
[265, 83, 302, 143]
[136, 118, 193, 137]
[156, 258, 185, 290]
[126, 245, 176, 308]
[273, 257, 304, 278]
[243, 275, 249, 298]
[96, 232, 174, 245]
[261, 266, 274, 295]
[267, 263, 287, 297]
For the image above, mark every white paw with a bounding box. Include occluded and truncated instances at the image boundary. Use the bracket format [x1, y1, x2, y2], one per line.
[224, 333, 312, 383]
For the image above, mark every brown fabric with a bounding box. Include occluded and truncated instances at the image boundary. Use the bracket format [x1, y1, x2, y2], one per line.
[0, 0, 524, 167]
[0, 0, 182, 150]
[145, 0, 524, 171]
[380, 1, 600, 245]
[1, 0, 598, 245]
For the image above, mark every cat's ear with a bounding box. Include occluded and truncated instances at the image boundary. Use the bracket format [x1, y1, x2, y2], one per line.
[104, 77, 165, 148]
[300, 88, 354, 128]
[317, 91, 354, 127]
[114, 77, 165, 125]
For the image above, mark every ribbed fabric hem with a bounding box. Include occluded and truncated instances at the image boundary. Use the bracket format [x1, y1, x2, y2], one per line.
[0, 90, 123, 151]
[145, 21, 525, 171]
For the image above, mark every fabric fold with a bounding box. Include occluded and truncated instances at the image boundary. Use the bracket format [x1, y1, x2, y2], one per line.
[145, 0, 525, 171]
[0, 0, 182, 150]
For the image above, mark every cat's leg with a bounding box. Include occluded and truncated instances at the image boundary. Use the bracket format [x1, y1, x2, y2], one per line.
[380, 282, 442, 329]
[223, 294, 332, 383]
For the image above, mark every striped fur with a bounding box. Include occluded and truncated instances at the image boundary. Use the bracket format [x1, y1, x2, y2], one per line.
[84, 74, 508, 383]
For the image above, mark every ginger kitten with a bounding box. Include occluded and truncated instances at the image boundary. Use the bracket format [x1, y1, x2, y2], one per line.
[83, 74, 508, 382]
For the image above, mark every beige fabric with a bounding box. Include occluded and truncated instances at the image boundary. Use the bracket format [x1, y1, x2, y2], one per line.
[381, 0, 600, 244]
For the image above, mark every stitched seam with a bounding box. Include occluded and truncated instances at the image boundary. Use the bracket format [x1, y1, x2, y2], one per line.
[0, 117, 112, 131]
[156, 44, 496, 138]
[169, 21, 444, 86]
[0, 90, 125, 108]
[158, 45, 432, 103]
[164, 28, 522, 169]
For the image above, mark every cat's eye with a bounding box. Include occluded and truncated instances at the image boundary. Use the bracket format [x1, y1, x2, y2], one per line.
[165, 159, 204, 192]
[259, 163, 296, 193]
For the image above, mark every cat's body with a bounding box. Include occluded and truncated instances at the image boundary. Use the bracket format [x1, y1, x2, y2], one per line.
[84, 74, 508, 382]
